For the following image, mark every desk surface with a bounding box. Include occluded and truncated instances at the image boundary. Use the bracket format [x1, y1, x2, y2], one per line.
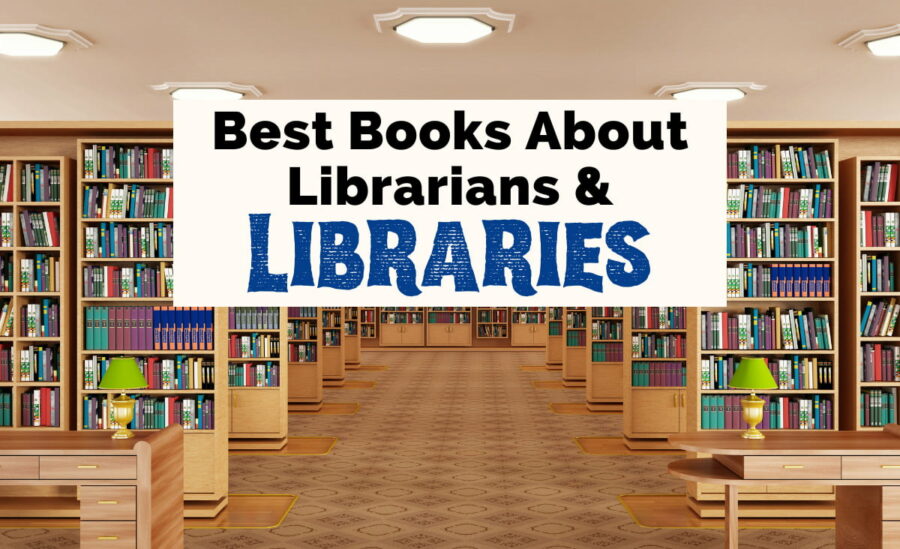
[670, 425, 900, 455]
[0, 430, 164, 454]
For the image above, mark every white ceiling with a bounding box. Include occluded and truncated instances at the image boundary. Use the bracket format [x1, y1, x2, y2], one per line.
[2, 0, 900, 121]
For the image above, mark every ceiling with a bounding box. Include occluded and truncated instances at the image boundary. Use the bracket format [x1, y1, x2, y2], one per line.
[2, 0, 900, 121]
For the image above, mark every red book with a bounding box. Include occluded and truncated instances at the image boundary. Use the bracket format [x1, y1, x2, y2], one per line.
[889, 163, 899, 202]
[45, 211, 59, 247]
[865, 210, 874, 246]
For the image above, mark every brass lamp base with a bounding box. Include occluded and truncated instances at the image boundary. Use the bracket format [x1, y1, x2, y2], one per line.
[741, 392, 766, 439]
[110, 393, 135, 439]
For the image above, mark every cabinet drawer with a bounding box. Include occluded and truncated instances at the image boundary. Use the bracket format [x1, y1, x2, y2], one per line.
[0, 456, 39, 479]
[80, 486, 136, 521]
[743, 456, 841, 480]
[842, 456, 900, 480]
[80, 521, 136, 548]
[40, 456, 136, 480]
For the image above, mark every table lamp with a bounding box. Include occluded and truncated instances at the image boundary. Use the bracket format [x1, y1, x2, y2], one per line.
[98, 356, 148, 439]
[728, 357, 778, 439]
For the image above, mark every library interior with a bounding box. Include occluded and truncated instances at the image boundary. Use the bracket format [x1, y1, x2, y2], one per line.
[4, 1, 900, 548]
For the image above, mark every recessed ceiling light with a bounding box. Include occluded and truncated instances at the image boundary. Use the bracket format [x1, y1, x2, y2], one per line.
[866, 34, 900, 56]
[655, 82, 765, 102]
[374, 8, 515, 44]
[151, 82, 262, 100]
[0, 24, 91, 57]
[839, 24, 900, 56]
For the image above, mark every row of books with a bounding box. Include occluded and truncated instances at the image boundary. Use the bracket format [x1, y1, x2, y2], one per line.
[16, 346, 59, 383]
[83, 306, 215, 351]
[20, 254, 59, 293]
[701, 309, 833, 351]
[631, 307, 687, 329]
[0, 302, 11, 336]
[477, 309, 507, 323]
[228, 307, 280, 330]
[631, 334, 686, 358]
[700, 355, 834, 391]
[361, 325, 376, 338]
[0, 345, 8, 381]
[860, 389, 897, 427]
[288, 319, 317, 340]
[631, 362, 686, 387]
[0, 390, 9, 426]
[227, 333, 280, 359]
[862, 161, 898, 202]
[428, 312, 470, 323]
[591, 342, 624, 362]
[727, 223, 829, 259]
[0, 254, 9, 291]
[287, 306, 317, 318]
[860, 211, 898, 247]
[860, 253, 895, 292]
[381, 312, 423, 324]
[83, 222, 173, 258]
[83, 145, 173, 180]
[860, 343, 900, 382]
[323, 331, 341, 346]
[21, 387, 60, 427]
[0, 213, 10, 247]
[288, 342, 317, 362]
[566, 310, 587, 328]
[228, 362, 280, 387]
[82, 395, 213, 430]
[0, 163, 10, 202]
[781, 146, 833, 180]
[592, 320, 622, 340]
[82, 185, 173, 219]
[726, 263, 832, 298]
[700, 394, 834, 430]
[21, 300, 60, 338]
[82, 264, 174, 298]
[860, 299, 900, 337]
[548, 307, 563, 320]
[566, 330, 586, 347]
[321, 309, 341, 328]
[726, 185, 833, 219]
[359, 309, 376, 322]
[343, 321, 357, 335]
[83, 355, 214, 391]
[20, 210, 61, 247]
[727, 147, 777, 179]
[20, 163, 61, 203]
[477, 324, 507, 338]
[512, 312, 545, 324]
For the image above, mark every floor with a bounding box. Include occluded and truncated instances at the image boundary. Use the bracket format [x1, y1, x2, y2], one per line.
[0, 350, 835, 548]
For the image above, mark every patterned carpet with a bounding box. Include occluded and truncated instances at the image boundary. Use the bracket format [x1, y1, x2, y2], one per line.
[1, 350, 834, 548]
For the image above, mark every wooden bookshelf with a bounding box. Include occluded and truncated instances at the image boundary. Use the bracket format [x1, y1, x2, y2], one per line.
[562, 307, 588, 387]
[75, 138, 228, 518]
[343, 306, 360, 368]
[510, 307, 547, 347]
[476, 307, 509, 340]
[379, 307, 425, 346]
[585, 307, 625, 411]
[0, 156, 71, 432]
[321, 307, 345, 386]
[687, 138, 840, 518]
[360, 306, 377, 341]
[221, 307, 287, 450]
[426, 307, 472, 347]
[839, 156, 900, 431]
[623, 307, 696, 448]
[287, 307, 323, 411]
[545, 307, 563, 368]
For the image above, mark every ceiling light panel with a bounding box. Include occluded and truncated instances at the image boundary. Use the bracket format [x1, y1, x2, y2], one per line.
[151, 82, 262, 101]
[866, 34, 900, 56]
[0, 24, 91, 57]
[672, 88, 746, 101]
[171, 88, 244, 100]
[395, 17, 493, 44]
[655, 82, 765, 102]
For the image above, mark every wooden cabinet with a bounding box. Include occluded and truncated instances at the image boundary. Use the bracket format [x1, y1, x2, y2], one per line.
[511, 324, 547, 347]
[379, 323, 425, 346]
[229, 388, 283, 438]
[629, 389, 686, 435]
[427, 324, 472, 347]
[586, 362, 623, 403]
[288, 362, 323, 404]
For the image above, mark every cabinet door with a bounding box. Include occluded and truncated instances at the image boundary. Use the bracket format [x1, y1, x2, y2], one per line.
[447, 325, 472, 346]
[403, 323, 426, 346]
[531, 324, 548, 346]
[380, 324, 403, 346]
[426, 324, 448, 346]
[510, 325, 531, 346]
[288, 362, 323, 401]
[588, 363, 623, 400]
[546, 336, 563, 363]
[630, 389, 682, 434]
[231, 388, 280, 435]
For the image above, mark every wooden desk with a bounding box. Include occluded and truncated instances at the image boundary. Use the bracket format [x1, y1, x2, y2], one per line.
[669, 425, 900, 549]
[0, 424, 184, 548]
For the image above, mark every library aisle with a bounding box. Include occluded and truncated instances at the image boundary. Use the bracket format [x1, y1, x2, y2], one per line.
[2, 351, 832, 548]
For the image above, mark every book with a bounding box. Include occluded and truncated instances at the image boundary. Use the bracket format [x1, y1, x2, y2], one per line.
[861, 161, 899, 202]
[20, 162, 60, 202]
[859, 388, 897, 427]
[19, 254, 58, 293]
[0, 163, 12, 202]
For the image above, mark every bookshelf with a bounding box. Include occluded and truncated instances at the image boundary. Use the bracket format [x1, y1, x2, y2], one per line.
[623, 307, 695, 448]
[476, 307, 509, 340]
[379, 307, 425, 346]
[545, 307, 563, 368]
[75, 138, 228, 518]
[585, 307, 624, 411]
[287, 307, 323, 411]
[343, 306, 360, 368]
[510, 307, 547, 347]
[688, 138, 840, 518]
[839, 157, 900, 431]
[360, 306, 377, 341]
[562, 307, 588, 387]
[427, 307, 472, 346]
[0, 156, 70, 432]
[321, 307, 345, 386]
[222, 307, 287, 450]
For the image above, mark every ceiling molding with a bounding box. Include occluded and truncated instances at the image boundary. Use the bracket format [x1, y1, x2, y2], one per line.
[373, 7, 515, 33]
[150, 82, 263, 97]
[654, 82, 767, 97]
[0, 24, 92, 48]
[839, 23, 900, 48]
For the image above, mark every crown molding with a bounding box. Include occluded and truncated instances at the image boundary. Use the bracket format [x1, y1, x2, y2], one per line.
[150, 82, 262, 98]
[0, 24, 92, 48]
[654, 82, 767, 97]
[839, 24, 900, 48]
[373, 7, 515, 33]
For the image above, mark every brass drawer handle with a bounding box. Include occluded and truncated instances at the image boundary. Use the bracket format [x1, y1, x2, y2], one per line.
[97, 500, 118, 505]
[783, 465, 805, 469]
[77, 465, 99, 469]
[97, 536, 119, 541]
[882, 465, 900, 469]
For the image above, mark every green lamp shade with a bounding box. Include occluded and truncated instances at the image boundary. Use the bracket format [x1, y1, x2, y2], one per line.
[729, 357, 778, 390]
[98, 357, 148, 390]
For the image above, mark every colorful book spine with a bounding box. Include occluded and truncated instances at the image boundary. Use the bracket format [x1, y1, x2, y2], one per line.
[228, 362, 280, 387]
[727, 262, 832, 298]
[632, 361, 686, 387]
[591, 342, 623, 362]
[81, 394, 213, 430]
[83, 306, 214, 351]
[701, 394, 833, 430]
[228, 307, 280, 330]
